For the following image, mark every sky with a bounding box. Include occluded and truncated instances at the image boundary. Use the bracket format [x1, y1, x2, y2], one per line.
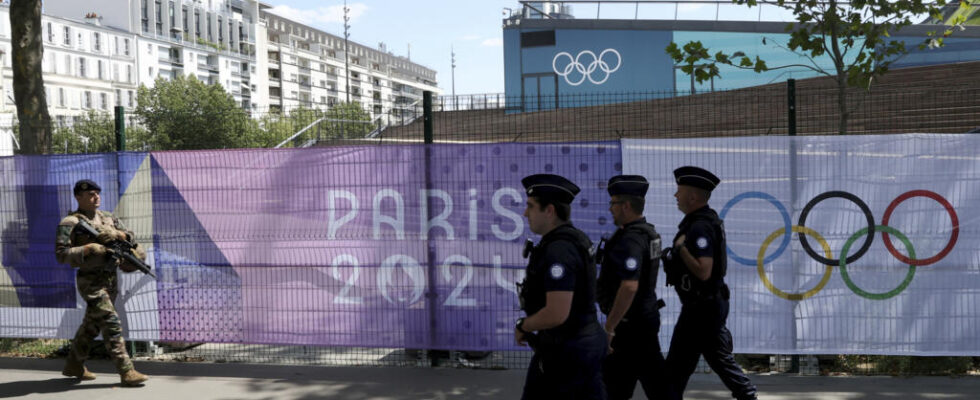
[258, 1, 840, 95]
[262, 0, 517, 95]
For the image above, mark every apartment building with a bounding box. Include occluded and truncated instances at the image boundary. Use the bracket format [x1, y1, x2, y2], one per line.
[262, 11, 438, 120]
[0, 0, 437, 130]
[0, 6, 139, 122]
[43, 0, 264, 110]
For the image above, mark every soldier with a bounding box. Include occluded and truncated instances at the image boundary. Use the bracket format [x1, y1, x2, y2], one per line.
[56, 179, 149, 387]
[597, 175, 670, 400]
[515, 174, 606, 400]
[662, 167, 757, 400]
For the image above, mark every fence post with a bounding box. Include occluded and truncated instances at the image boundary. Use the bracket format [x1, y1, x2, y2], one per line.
[421, 89, 439, 362]
[423, 91, 433, 144]
[114, 106, 126, 151]
[787, 79, 796, 136]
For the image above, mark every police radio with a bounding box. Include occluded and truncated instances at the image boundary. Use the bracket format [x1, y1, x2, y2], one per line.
[522, 238, 534, 259]
[649, 235, 662, 260]
[593, 236, 608, 264]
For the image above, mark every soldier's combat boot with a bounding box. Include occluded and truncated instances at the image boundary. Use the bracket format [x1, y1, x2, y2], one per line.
[62, 361, 96, 380]
[119, 370, 149, 387]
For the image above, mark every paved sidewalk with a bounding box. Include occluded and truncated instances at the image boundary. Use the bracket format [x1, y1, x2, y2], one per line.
[1, 357, 979, 399]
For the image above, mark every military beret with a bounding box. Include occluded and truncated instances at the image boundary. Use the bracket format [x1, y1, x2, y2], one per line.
[673, 166, 720, 192]
[73, 179, 102, 195]
[607, 175, 649, 197]
[522, 174, 580, 204]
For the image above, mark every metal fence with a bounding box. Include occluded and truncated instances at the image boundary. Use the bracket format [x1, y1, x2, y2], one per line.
[2, 84, 979, 376]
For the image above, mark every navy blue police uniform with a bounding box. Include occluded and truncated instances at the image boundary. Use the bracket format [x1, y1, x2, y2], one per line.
[518, 174, 607, 400]
[662, 166, 757, 400]
[596, 175, 670, 400]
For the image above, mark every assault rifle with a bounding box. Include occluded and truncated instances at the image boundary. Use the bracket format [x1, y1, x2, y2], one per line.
[75, 219, 156, 278]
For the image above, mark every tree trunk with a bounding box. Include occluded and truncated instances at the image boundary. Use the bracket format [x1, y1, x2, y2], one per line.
[10, 0, 51, 154]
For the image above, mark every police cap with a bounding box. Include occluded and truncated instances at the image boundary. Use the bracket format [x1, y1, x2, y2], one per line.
[673, 166, 720, 192]
[522, 174, 580, 204]
[607, 175, 649, 197]
[73, 179, 102, 195]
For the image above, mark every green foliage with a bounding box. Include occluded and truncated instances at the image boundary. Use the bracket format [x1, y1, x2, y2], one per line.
[134, 75, 250, 150]
[0, 338, 67, 358]
[324, 102, 375, 139]
[833, 355, 974, 376]
[668, 0, 969, 87]
[50, 111, 115, 154]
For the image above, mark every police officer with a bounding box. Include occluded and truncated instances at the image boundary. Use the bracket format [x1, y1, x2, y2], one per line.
[596, 175, 670, 400]
[56, 179, 150, 387]
[516, 174, 606, 400]
[662, 167, 757, 400]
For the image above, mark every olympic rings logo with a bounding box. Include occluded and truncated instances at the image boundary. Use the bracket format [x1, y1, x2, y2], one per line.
[552, 48, 622, 86]
[720, 190, 959, 301]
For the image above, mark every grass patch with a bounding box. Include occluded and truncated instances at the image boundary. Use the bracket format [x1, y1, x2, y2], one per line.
[0, 338, 68, 358]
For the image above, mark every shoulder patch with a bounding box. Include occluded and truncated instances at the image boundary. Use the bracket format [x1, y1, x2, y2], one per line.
[549, 264, 565, 280]
[625, 257, 638, 271]
[696, 237, 709, 249]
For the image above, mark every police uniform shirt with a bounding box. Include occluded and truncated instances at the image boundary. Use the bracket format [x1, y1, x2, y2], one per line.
[599, 218, 661, 317]
[676, 205, 727, 288]
[537, 237, 582, 293]
[604, 222, 646, 281]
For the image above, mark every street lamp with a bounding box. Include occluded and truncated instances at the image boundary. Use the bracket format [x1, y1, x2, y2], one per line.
[451, 45, 456, 110]
[343, 0, 351, 104]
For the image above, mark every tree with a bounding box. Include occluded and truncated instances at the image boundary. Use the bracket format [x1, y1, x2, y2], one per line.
[134, 75, 249, 150]
[666, 0, 969, 134]
[323, 102, 374, 139]
[10, 0, 51, 153]
[50, 111, 115, 154]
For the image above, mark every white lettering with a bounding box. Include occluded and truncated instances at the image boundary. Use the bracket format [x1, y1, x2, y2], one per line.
[492, 188, 524, 241]
[327, 190, 358, 239]
[373, 189, 405, 239]
[420, 189, 455, 240]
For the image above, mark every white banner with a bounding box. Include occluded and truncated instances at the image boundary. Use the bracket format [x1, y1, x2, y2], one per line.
[624, 135, 980, 355]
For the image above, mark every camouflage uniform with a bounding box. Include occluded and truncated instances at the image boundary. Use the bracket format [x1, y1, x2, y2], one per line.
[55, 209, 137, 374]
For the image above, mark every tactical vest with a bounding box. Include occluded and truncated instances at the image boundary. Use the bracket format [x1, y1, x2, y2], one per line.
[596, 221, 662, 319]
[666, 207, 728, 304]
[519, 224, 598, 337]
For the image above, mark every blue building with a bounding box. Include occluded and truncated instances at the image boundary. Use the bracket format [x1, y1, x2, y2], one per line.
[503, 7, 980, 112]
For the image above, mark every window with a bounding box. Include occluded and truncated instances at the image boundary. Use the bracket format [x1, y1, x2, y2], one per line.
[84, 91, 92, 109]
[64, 55, 71, 74]
[124, 39, 130, 56]
[128, 90, 135, 108]
[78, 58, 86, 77]
[182, 7, 188, 34]
[126, 65, 133, 83]
[100, 93, 108, 110]
[141, 0, 149, 31]
[113, 64, 119, 81]
[93, 33, 101, 52]
[97, 60, 104, 79]
[63, 26, 71, 45]
[155, 0, 162, 34]
[169, 1, 175, 27]
[217, 17, 223, 42]
[47, 23, 54, 42]
[116, 89, 122, 106]
[195, 11, 200, 37]
[58, 88, 66, 107]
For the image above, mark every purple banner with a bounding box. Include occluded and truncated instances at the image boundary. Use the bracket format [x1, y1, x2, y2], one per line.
[150, 142, 621, 349]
